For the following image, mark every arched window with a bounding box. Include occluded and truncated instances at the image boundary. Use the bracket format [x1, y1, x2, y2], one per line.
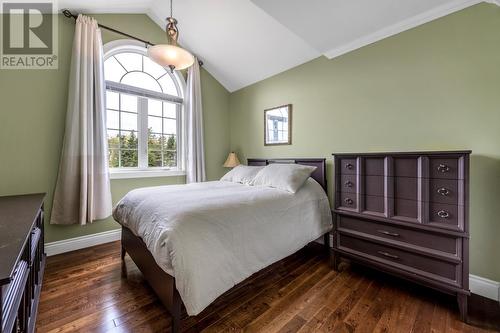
[103, 40, 185, 176]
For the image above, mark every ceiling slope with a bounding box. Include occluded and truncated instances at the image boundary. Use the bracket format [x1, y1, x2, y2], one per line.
[147, 0, 320, 92]
[59, 0, 498, 91]
[251, 0, 487, 59]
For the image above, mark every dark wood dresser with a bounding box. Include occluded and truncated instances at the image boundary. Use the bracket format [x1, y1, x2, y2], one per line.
[332, 151, 470, 321]
[0, 194, 45, 333]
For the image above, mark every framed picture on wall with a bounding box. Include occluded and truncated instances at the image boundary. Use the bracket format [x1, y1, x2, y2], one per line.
[264, 104, 292, 146]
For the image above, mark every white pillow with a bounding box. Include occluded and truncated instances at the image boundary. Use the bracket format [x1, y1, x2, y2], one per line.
[251, 163, 317, 193]
[220, 165, 263, 184]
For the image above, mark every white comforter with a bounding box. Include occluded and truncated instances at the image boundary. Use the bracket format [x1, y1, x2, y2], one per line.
[113, 179, 332, 315]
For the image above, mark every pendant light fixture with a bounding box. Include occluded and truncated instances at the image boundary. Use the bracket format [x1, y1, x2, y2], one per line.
[148, 0, 195, 71]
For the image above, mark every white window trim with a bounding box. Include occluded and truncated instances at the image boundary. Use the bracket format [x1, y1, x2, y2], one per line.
[109, 168, 186, 180]
[106, 80, 183, 104]
[104, 39, 187, 178]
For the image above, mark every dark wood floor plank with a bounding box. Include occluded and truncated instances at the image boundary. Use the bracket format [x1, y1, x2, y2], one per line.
[38, 277, 150, 322]
[342, 280, 384, 332]
[242, 262, 331, 332]
[297, 306, 331, 333]
[393, 288, 423, 332]
[431, 301, 450, 333]
[204, 256, 323, 331]
[36, 241, 499, 333]
[37, 283, 149, 327]
[298, 271, 358, 321]
[276, 315, 307, 333]
[295, 274, 369, 333]
[317, 278, 373, 332]
[39, 293, 157, 332]
[351, 283, 392, 333]
[468, 294, 500, 332]
[185, 250, 314, 332]
[411, 292, 436, 332]
[93, 300, 166, 333]
[260, 270, 339, 332]
[371, 285, 404, 333]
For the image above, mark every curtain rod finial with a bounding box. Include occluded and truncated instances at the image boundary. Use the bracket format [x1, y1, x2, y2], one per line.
[62, 9, 76, 19]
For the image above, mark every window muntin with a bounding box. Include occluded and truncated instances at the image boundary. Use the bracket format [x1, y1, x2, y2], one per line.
[147, 100, 178, 168]
[104, 51, 179, 96]
[103, 47, 184, 172]
[106, 91, 139, 168]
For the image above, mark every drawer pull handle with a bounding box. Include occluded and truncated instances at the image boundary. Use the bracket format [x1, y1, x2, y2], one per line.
[437, 210, 449, 218]
[344, 198, 353, 205]
[377, 230, 400, 237]
[345, 163, 354, 170]
[344, 181, 353, 188]
[437, 187, 450, 196]
[437, 164, 450, 173]
[377, 251, 399, 259]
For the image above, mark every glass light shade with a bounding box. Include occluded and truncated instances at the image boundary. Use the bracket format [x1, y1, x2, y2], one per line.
[148, 44, 194, 70]
[223, 152, 240, 168]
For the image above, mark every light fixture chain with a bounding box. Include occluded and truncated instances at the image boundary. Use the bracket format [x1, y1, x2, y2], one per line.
[170, 0, 173, 18]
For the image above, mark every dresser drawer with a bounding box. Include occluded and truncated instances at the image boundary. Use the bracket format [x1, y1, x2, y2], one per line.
[337, 192, 357, 210]
[339, 158, 357, 175]
[337, 215, 460, 256]
[340, 174, 356, 193]
[429, 202, 463, 230]
[337, 234, 460, 284]
[429, 179, 463, 206]
[429, 156, 462, 179]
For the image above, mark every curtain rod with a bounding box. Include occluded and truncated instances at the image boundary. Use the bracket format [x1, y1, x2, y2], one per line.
[62, 9, 203, 67]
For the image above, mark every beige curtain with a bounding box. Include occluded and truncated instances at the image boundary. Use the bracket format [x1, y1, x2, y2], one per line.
[185, 58, 206, 183]
[51, 15, 112, 225]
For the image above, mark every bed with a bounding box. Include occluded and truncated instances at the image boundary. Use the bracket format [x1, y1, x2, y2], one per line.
[114, 158, 332, 332]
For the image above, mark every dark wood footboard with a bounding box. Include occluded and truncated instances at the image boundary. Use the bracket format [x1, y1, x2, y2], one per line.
[121, 227, 182, 332]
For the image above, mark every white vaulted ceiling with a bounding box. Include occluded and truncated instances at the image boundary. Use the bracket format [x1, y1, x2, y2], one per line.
[147, 0, 320, 92]
[59, 0, 496, 92]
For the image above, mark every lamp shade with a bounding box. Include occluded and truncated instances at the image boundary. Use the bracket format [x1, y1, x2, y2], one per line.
[147, 44, 195, 71]
[223, 152, 240, 168]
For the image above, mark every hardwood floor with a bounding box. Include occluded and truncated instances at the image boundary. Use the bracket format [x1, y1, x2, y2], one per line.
[36, 241, 499, 333]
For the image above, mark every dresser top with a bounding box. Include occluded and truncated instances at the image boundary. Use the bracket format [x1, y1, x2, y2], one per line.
[0, 193, 45, 284]
[332, 150, 471, 156]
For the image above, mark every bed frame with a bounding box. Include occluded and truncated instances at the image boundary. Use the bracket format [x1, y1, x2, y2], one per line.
[120, 158, 329, 332]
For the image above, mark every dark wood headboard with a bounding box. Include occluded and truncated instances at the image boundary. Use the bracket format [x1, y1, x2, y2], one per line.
[247, 158, 327, 192]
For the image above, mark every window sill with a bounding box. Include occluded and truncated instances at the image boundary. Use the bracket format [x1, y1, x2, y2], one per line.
[109, 169, 186, 180]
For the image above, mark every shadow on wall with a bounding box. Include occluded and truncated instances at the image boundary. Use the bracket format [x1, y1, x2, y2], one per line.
[468, 154, 500, 280]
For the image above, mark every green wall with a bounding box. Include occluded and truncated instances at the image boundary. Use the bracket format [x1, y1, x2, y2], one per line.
[0, 14, 230, 242]
[229, 3, 500, 281]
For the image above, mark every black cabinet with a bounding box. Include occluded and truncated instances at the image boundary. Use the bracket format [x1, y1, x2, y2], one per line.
[1, 194, 45, 333]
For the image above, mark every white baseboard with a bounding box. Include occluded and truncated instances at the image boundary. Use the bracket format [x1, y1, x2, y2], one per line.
[469, 274, 500, 302]
[45, 229, 121, 256]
